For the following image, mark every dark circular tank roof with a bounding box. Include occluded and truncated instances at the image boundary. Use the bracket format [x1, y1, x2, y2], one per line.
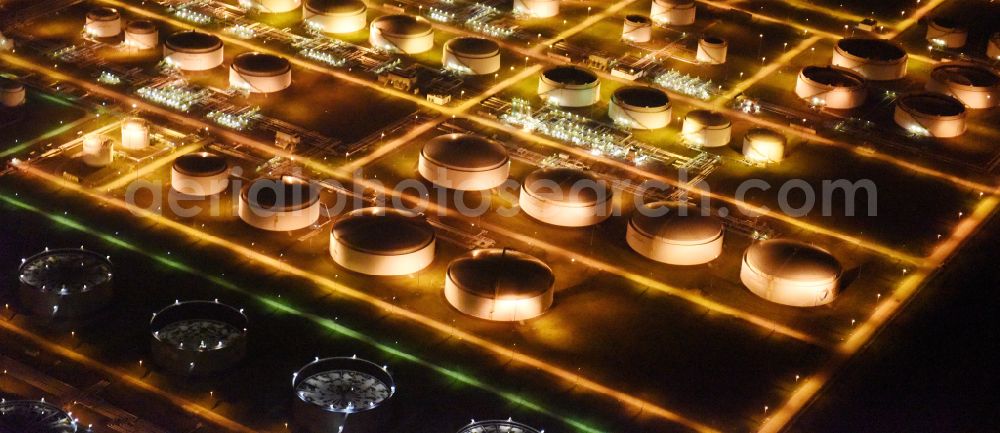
[625, 14, 652, 25]
[745, 127, 786, 143]
[612, 86, 670, 108]
[332, 207, 435, 255]
[745, 239, 841, 281]
[150, 300, 248, 333]
[0, 78, 24, 91]
[19, 248, 113, 293]
[656, 0, 694, 5]
[931, 64, 1000, 88]
[173, 152, 228, 177]
[542, 66, 599, 85]
[801, 65, 865, 87]
[0, 400, 77, 433]
[522, 167, 611, 206]
[701, 36, 726, 45]
[898, 92, 966, 117]
[126, 20, 157, 34]
[836, 38, 906, 61]
[630, 202, 723, 244]
[241, 177, 320, 211]
[232, 52, 291, 75]
[447, 248, 554, 298]
[305, 0, 367, 14]
[456, 420, 542, 433]
[87, 7, 119, 21]
[930, 16, 964, 30]
[166, 31, 223, 53]
[372, 14, 432, 37]
[685, 109, 730, 126]
[444, 37, 501, 56]
[421, 133, 509, 171]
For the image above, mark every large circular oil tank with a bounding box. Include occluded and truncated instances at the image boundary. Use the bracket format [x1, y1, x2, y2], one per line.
[229, 52, 292, 93]
[831, 38, 908, 81]
[0, 400, 77, 433]
[651, 0, 695, 25]
[622, 15, 652, 43]
[443, 37, 501, 75]
[514, 0, 560, 18]
[81, 133, 113, 167]
[124, 20, 158, 50]
[742, 128, 786, 163]
[330, 207, 436, 275]
[85, 7, 121, 38]
[609, 86, 671, 130]
[626, 201, 724, 265]
[120, 117, 150, 150]
[926, 63, 1000, 109]
[18, 248, 114, 319]
[741, 239, 842, 307]
[456, 420, 542, 433]
[303, 0, 367, 34]
[894, 92, 967, 138]
[519, 167, 613, 227]
[369, 14, 434, 54]
[537, 65, 600, 107]
[418, 133, 510, 190]
[926, 17, 967, 48]
[171, 152, 229, 196]
[254, 0, 302, 13]
[1, 78, 26, 107]
[150, 300, 248, 375]
[239, 176, 321, 231]
[445, 248, 555, 321]
[292, 357, 396, 433]
[164, 31, 224, 71]
[681, 109, 731, 147]
[696, 36, 727, 64]
[794, 65, 867, 109]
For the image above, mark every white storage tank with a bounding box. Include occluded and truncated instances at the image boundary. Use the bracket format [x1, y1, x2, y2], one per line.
[120, 117, 150, 150]
[1, 78, 26, 107]
[743, 128, 786, 164]
[124, 20, 159, 50]
[85, 7, 122, 38]
[651, 0, 696, 26]
[894, 92, 967, 138]
[171, 152, 229, 196]
[622, 15, 652, 43]
[442, 37, 501, 75]
[303, 0, 367, 34]
[519, 167, 613, 227]
[926, 63, 1000, 109]
[988, 33, 1000, 59]
[330, 207, 436, 275]
[456, 420, 542, 433]
[292, 357, 396, 433]
[741, 239, 842, 307]
[794, 65, 867, 109]
[150, 300, 248, 375]
[445, 248, 555, 322]
[418, 133, 510, 190]
[696, 36, 728, 64]
[369, 14, 434, 54]
[239, 176, 321, 231]
[164, 31, 224, 71]
[681, 109, 731, 147]
[926, 17, 967, 48]
[626, 201, 723, 265]
[514, 0, 560, 18]
[609, 85, 671, 130]
[230, 52, 292, 93]
[81, 133, 113, 167]
[18, 248, 114, 319]
[538, 65, 601, 107]
[254, 0, 301, 13]
[831, 38, 908, 81]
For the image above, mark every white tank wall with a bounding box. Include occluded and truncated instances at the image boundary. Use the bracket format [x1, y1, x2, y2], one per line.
[519, 189, 612, 227]
[86, 17, 121, 38]
[538, 79, 600, 107]
[609, 101, 671, 130]
[988, 34, 1000, 59]
[229, 67, 292, 93]
[682, 116, 731, 148]
[622, 19, 652, 43]
[926, 23, 967, 48]
[743, 133, 786, 163]
[514, 0, 560, 18]
[171, 169, 229, 196]
[82, 134, 113, 167]
[651, 0, 695, 25]
[304, 9, 367, 33]
[740, 259, 838, 307]
[238, 199, 320, 231]
[926, 78, 1000, 109]
[625, 225, 723, 265]
[893, 105, 966, 137]
[125, 29, 159, 50]
[696, 39, 727, 64]
[831, 48, 907, 81]
[257, 0, 301, 13]
[164, 47, 224, 71]
[330, 237, 435, 275]
[444, 280, 553, 321]
[443, 50, 501, 75]
[120, 118, 150, 150]
[370, 30, 433, 54]
[418, 158, 509, 191]
[1, 86, 26, 107]
[794, 72, 867, 109]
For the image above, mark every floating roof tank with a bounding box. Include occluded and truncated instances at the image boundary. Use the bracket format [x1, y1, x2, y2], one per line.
[230, 52, 292, 93]
[622, 15, 652, 43]
[150, 300, 248, 375]
[124, 20, 158, 50]
[831, 38, 907, 81]
[239, 176, 321, 231]
[742, 128, 787, 164]
[651, 0, 696, 25]
[0, 400, 77, 433]
[171, 152, 229, 196]
[292, 357, 396, 433]
[926, 63, 1000, 109]
[794, 65, 867, 109]
[85, 7, 121, 38]
[696, 36, 728, 64]
[18, 248, 114, 319]
[443, 37, 501, 75]
[456, 420, 543, 433]
[538, 65, 601, 107]
[164, 31, 224, 71]
[514, 0, 560, 18]
[609, 86, 671, 130]
[681, 109, 731, 147]
[926, 16, 967, 48]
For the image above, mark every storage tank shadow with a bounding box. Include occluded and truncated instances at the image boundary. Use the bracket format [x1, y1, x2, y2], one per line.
[17, 248, 114, 325]
[150, 300, 248, 375]
[291, 356, 396, 433]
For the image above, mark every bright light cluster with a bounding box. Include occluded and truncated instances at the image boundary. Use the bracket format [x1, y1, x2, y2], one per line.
[136, 83, 207, 112]
[653, 69, 714, 100]
[97, 71, 121, 85]
[299, 48, 347, 68]
[427, 7, 455, 23]
[207, 108, 258, 130]
[225, 24, 256, 40]
[501, 99, 634, 160]
[173, 7, 211, 24]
